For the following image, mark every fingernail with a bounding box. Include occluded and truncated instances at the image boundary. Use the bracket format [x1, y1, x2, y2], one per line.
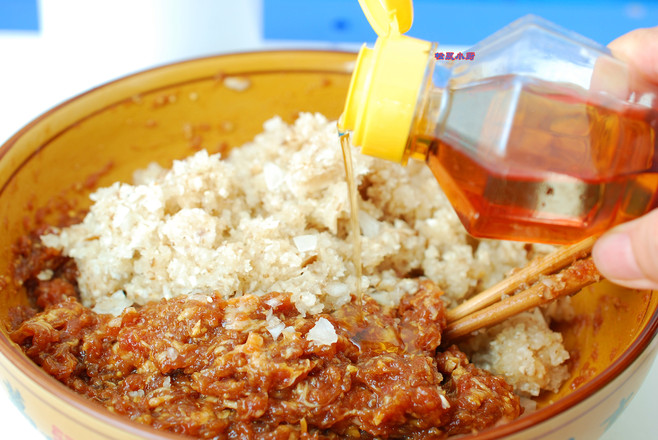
[593, 232, 644, 281]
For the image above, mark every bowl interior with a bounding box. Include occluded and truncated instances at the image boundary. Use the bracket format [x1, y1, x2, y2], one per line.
[0, 50, 657, 439]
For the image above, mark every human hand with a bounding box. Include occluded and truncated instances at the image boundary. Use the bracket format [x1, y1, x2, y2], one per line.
[591, 26, 658, 290]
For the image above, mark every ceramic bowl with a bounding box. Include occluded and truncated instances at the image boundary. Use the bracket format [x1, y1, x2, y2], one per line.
[0, 51, 657, 440]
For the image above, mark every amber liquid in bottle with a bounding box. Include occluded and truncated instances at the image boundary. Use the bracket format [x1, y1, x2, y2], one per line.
[412, 75, 658, 244]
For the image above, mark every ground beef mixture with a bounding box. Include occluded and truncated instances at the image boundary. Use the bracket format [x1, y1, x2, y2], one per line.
[8, 234, 521, 439]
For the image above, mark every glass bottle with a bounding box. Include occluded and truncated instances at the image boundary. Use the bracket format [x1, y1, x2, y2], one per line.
[339, 4, 658, 244]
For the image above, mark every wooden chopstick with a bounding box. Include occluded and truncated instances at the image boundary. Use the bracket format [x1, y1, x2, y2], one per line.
[442, 235, 601, 343]
[443, 256, 600, 342]
[445, 234, 599, 323]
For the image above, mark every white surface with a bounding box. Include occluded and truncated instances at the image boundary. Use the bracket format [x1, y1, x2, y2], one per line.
[0, 1, 657, 439]
[0, 0, 262, 144]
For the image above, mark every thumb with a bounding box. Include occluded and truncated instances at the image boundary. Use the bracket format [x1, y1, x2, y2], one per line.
[593, 209, 658, 290]
[608, 26, 658, 83]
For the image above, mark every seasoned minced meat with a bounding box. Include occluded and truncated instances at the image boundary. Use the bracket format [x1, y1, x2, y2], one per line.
[11, 282, 520, 439]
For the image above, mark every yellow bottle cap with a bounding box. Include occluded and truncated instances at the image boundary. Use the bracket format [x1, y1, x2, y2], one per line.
[339, 0, 432, 163]
[358, 0, 413, 36]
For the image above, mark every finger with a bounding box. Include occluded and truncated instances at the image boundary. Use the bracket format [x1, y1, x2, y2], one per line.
[608, 26, 658, 83]
[593, 209, 658, 290]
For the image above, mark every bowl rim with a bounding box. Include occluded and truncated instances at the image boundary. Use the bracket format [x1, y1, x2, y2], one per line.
[464, 292, 658, 439]
[1, 49, 657, 440]
[0, 48, 359, 191]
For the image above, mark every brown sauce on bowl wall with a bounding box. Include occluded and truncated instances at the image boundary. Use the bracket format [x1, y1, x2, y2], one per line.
[8, 233, 521, 439]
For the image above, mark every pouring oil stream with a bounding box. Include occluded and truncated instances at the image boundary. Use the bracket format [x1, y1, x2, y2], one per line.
[338, 129, 363, 311]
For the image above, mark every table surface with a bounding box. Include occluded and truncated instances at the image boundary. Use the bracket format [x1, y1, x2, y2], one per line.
[0, 1, 656, 438]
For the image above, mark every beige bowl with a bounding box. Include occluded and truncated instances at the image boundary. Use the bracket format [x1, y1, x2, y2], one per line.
[0, 51, 657, 440]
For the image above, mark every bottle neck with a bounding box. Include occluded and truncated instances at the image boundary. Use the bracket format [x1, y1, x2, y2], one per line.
[402, 63, 448, 164]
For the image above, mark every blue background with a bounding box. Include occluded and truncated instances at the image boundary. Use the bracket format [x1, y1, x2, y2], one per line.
[0, 0, 39, 31]
[264, 0, 658, 46]
[2, 1, 656, 45]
